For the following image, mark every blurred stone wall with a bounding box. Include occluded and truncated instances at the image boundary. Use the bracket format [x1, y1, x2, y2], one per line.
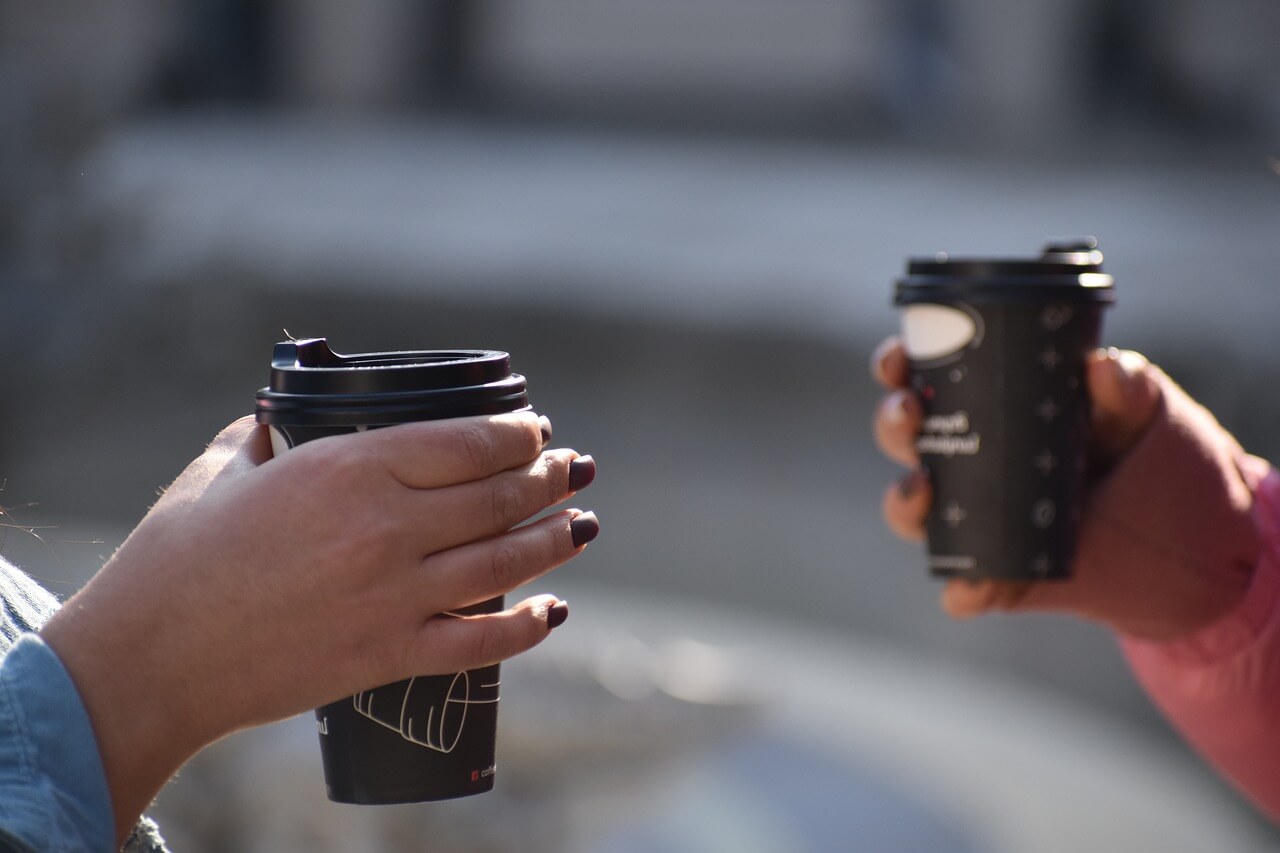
[5, 1, 1280, 150]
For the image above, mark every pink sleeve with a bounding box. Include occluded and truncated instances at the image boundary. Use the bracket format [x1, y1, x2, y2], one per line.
[1122, 465, 1280, 820]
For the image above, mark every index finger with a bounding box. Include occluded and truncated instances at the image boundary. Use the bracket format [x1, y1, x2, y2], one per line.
[360, 412, 547, 490]
[870, 336, 910, 390]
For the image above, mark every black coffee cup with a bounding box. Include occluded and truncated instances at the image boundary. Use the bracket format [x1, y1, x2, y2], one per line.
[893, 241, 1115, 580]
[255, 337, 530, 804]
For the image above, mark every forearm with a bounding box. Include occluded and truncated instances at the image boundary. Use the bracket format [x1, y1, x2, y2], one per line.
[40, 550, 214, 847]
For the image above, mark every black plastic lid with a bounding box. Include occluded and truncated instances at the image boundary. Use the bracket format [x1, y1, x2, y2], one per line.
[895, 240, 1115, 305]
[255, 338, 528, 427]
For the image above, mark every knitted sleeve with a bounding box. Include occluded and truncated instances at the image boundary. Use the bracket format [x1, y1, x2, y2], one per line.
[1121, 469, 1280, 820]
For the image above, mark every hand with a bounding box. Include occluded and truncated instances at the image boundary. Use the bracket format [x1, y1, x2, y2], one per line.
[41, 412, 598, 842]
[872, 336, 1260, 639]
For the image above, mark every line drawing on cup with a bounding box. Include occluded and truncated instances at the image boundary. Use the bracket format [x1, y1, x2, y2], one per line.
[350, 610, 500, 752]
[353, 672, 501, 753]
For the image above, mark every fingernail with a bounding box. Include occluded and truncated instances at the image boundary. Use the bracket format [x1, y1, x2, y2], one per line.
[1115, 349, 1148, 379]
[884, 390, 911, 425]
[570, 511, 600, 547]
[538, 415, 553, 445]
[1103, 349, 1152, 400]
[568, 455, 596, 492]
[870, 337, 901, 384]
[546, 601, 569, 630]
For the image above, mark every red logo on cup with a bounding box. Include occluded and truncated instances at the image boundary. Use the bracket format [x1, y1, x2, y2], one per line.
[471, 771, 480, 782]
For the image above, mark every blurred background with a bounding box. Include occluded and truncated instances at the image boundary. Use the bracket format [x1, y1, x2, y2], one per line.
[3, 1, 1280, 850]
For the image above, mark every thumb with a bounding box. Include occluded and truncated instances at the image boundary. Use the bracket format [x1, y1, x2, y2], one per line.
[935, 349, 1163, 624]
[156, 417, 270, 511]
[1088, 348, 1162, 464]
[211, 415, 273, 469]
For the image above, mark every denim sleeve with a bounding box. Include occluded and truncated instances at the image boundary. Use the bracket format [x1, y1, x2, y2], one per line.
[0, 634, 115, 852]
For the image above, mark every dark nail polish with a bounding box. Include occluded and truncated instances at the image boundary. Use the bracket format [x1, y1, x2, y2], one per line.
[570, 512, 600, 548]
[538, 415, 553, 445]
[899, 471, 922, 499]
[568, 455, 596, 492]
[546, 601, 569, 630]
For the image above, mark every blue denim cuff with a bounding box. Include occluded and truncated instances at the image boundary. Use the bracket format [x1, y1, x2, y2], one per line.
[0, 634, 114, 852]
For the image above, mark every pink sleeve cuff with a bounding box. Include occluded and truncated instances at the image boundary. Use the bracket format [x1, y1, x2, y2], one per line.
[1121, 463, 1280, 819]
[1124, 461, 1280, 663]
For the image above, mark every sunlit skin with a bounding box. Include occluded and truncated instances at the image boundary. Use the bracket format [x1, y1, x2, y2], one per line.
[40, 412, 598, 844]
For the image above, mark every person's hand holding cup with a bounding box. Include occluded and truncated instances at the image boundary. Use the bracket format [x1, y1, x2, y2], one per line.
[873, 244, 1263, 641]
[254, 338, 595, 804]
[40, 344, 600, 839]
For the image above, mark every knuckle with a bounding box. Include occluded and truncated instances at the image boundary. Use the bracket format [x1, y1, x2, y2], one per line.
[487, 539, 523, 592]
[489, 479, 524, 528]
[469, 621, 509, 668]
[548, 456, 568, 504]
[549, 450, 575, 498]
[456, 422, 497, 473]
[514, 417, 543, 459]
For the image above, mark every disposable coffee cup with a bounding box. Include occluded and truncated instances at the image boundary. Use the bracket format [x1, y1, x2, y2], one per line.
[893, 241, 1115, 581]
[255, 337, 530, 804]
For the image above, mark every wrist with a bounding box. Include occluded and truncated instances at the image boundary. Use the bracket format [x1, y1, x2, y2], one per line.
[39, 565, 212, 844]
